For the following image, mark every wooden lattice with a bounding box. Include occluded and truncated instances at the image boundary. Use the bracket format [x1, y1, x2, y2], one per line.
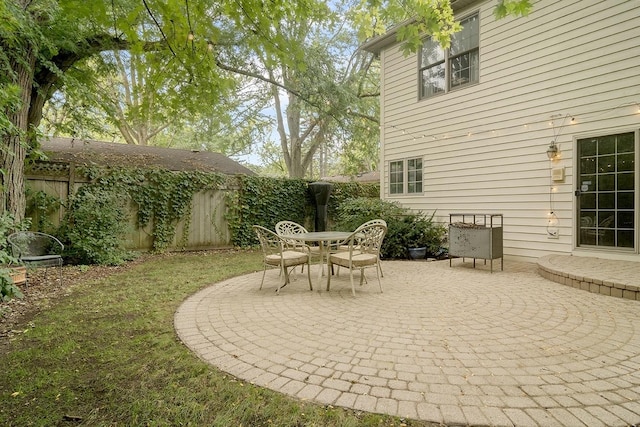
[26, 161, 70, 177]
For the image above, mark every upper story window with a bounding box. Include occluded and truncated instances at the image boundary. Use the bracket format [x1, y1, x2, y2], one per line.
[390, 158, 423, 195]
[420, 13, 479, 99]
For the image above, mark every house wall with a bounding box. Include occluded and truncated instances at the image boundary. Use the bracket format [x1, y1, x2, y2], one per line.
[378, 0, 640, 262]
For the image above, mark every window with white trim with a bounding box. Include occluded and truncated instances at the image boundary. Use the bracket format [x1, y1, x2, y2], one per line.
[407, 158, 423, 193]
[420, 13, 479, 99]
[390, 160, 404, 194]
[390, 158, 423, 195]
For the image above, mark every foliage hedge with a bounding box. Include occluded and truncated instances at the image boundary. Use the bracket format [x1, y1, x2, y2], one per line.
[25, 167, 449, 265]
[25, 168, 382, 266]
[335, 198, 447, 260]
[27, 167, 226, 265]
[225, 176, 380, 247]
[25, 166, 447, 265]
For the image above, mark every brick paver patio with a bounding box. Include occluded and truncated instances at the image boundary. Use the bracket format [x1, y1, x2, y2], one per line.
[175, 258, 640, 426]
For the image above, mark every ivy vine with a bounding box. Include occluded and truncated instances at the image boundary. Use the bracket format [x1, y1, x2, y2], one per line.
[226, 176, 380, 247]
[226, 176, 309, 247]
[26, 164, 380, 259]
[25, 187, 63, 233]
[78, 166, 225, 253]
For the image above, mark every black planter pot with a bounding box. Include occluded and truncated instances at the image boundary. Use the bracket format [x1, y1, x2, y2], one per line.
[407, 247, 427, 260]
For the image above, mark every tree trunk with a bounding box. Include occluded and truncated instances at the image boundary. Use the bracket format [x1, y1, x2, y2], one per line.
[1, 48, 36, 221]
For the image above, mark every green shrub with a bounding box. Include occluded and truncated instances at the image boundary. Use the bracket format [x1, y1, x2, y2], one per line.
[0, 270, 22, 302]
[0, 213, 30, 301]
[227, 176, 311, 247]
[226, 177, 381, 247]
[25, 187, 62, 233]
[335, 198, 446, 259]
[333, 198, 406, 231]
[61, 186, 133, 265]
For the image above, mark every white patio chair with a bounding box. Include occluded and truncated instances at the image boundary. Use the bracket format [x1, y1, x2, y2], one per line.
[253, 225, 312, 294]
[336, 219, 386, 278]
[327, 222, 387, 296]
[275, 220, 322, 272]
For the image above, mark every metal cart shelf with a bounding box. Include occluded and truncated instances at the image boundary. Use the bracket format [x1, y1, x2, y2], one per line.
[449, 213, 503, 272]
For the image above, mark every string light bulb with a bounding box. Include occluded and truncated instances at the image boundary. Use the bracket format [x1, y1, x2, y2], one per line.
[379, 102, 638, 142]
[187, 30, 195, 41]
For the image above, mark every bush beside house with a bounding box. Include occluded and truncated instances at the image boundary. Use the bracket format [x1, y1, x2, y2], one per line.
[335, 198, 447, 260]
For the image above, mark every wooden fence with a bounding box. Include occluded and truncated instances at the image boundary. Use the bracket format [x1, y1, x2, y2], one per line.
[26, 161, 233, 251]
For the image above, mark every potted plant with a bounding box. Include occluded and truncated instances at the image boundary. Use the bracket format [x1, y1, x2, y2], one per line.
[334, 198, 448, 260]
[406, 226, 428, 260]
[403, 213, 447, 260]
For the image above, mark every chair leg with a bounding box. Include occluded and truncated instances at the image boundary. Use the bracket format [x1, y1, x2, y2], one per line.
[376, 263, 383, 293]
[278, 267, 289, 294]
[360, 269, 368, 285]
[350, 267, 356, 297]
[306, 261, 313, 291]
[326, 261, 332, 291]
[260, 267, 267, 290]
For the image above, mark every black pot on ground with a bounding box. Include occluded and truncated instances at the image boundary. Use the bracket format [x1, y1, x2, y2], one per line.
[407, 247, 427, 260]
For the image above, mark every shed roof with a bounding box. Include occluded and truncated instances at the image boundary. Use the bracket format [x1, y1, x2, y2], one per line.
[40, 137, 256, 176]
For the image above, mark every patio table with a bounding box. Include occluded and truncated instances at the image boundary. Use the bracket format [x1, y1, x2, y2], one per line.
[281, 231, 353, 288]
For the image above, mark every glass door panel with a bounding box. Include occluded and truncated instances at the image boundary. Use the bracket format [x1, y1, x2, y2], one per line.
[577, 132, 635, 249]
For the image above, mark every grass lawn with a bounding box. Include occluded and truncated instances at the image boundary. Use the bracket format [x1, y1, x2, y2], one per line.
[0, 250, 435, 426]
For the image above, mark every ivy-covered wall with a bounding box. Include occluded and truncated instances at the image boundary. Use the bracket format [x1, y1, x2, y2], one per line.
[226, 176, 380, 247]
[26, 164, 380, 255]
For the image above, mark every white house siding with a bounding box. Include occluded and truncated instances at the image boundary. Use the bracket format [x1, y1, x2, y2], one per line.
[378, 0, 640, 262]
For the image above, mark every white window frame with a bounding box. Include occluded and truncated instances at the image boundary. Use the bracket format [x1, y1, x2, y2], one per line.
[389, 157, 423, 195]
[573, 129, 640, 254]
[389, 160, 404, 194]
[419, 12, 479, 99]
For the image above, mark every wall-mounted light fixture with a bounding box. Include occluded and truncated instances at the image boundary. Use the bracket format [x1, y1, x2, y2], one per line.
[546, 141, 559, 160]
[547, 211, 559, 238]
